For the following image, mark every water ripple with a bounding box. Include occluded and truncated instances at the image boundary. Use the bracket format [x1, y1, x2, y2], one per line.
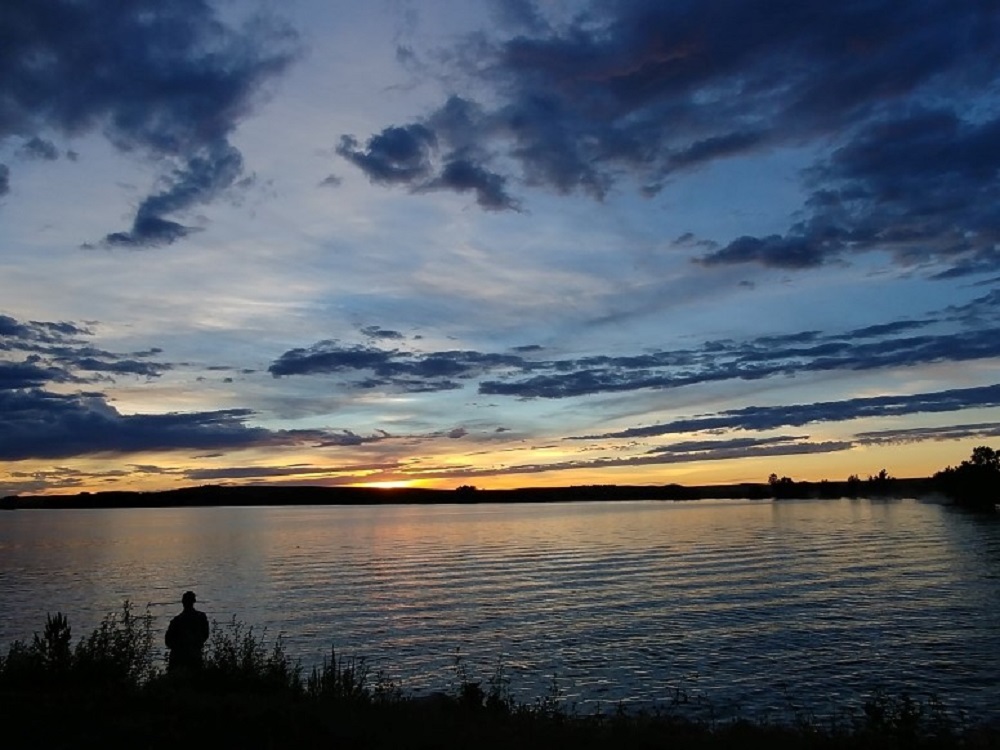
[1, 498, 998, 721]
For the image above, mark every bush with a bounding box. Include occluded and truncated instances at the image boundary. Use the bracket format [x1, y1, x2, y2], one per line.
[199, 616, 302, 694]
[0, 602, 154, 691]
[74, 600, 155, 688]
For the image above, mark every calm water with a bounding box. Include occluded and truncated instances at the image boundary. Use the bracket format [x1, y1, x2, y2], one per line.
[1, 497, 998, 720]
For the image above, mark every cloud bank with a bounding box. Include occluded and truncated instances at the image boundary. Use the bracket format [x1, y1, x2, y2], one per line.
[0, 313, 385, 461]
[270, 312, 1000, 400]
[341, 0, 999, 276]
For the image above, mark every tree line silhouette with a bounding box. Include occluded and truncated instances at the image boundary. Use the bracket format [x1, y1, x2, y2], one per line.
[767, 445, 999, 509]
[3, 446, 999, 510]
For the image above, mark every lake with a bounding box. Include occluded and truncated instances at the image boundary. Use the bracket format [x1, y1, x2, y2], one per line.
[1, 496, 998, 721]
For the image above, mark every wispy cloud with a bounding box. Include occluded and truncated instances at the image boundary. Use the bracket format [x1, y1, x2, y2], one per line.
[855, 422, 1000, 446]
[0, 313, 170, 382]
[269, 340, 524, 392]
[0, 312, 389, 461]
[268, 315, 1000, 401]
[578, 384, 1000, 439]
[402, 435, 854, 481]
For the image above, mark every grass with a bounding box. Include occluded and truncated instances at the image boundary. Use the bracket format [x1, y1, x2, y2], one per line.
[1, 603, 997, 749]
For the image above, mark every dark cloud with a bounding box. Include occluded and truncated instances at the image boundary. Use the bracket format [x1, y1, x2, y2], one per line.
[338, 1, 1000, 280]
[698, 233, 833, 269]
[269, 339, 524, 392]
[343, 0, 997, 226]
[582, 383, 1000, 440]
[423, 157, 519, 211]
[0, 387, 385, 461]
[669, 131, 767, 171]
[0, 314, 90, 346]
[0, 388, 259, 459]
[317, 430, 388, 447]
[0, 0, 297, 246]
[336, 125, 436, 185]
[180, 466, 330, 482]
[0, 312, 170, 382]
[102, 141, 244, 247]
[1, 466, 101, 496]
[178, 457, 405, 484]
[0, 313, 398, 467]
[855, 422, 1000, 445]
[700, 108, 1000, 273]
[71, 358, 168, 378]
[945, 289, 1000, 326]
[18, 136, 59, 161]
[0, 164, 8, 195]
[272, 314, 1000, 401]
[0, 361, 74, 390]
[184, 467, 283, 481]
[849, 320, 937, 339]
[270, 341, 396, 376]
[336, 120, 519, 210]
[361, 326, 405, 340]
[643, 436, 850, 461]
[480, 325, 1000, 399]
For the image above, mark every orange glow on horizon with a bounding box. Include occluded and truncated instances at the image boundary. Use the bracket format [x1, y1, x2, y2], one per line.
[1, 436, 986, 497]
[350, 480, 420, 489]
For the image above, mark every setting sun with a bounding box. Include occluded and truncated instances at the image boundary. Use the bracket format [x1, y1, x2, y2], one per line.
[352, 480, 419, 489]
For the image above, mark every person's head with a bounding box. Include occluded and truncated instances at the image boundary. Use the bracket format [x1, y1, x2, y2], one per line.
[182, 591, 197, 609]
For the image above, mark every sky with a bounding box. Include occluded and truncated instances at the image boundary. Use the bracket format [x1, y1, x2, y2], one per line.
[3, 0, 1000, 495]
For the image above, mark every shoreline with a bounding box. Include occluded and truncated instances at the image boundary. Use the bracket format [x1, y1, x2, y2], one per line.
[3, 605, 997, 749]
[1, 477, 941, 510]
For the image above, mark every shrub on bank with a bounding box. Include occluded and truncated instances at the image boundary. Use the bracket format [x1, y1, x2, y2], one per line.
[1, 604, 996, 749]
[0, 602, 154, 691]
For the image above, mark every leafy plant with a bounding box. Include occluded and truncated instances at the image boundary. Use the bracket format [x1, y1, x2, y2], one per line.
[73, 600, 156, 688]
[201, 616, 302, 694]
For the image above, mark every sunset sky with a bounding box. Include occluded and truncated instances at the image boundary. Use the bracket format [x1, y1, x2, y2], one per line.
[3, 0, 1000, 495]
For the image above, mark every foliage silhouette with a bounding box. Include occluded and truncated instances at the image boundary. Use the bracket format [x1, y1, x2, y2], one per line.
[933, 445, 1000, 509]
[1, 605, 996, 748]
[199, 615, 301, 694]
[0, 601, 154, 691]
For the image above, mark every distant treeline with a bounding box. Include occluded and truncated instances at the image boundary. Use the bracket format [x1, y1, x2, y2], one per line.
[4, 445, 998, 510]
[0, 476, 943, 510]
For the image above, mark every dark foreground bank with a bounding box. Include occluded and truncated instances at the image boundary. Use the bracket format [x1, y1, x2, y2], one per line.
[2, 604, 997, 749]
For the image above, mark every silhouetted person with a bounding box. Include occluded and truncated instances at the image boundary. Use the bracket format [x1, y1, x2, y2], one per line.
[165, 590, 210, 672]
